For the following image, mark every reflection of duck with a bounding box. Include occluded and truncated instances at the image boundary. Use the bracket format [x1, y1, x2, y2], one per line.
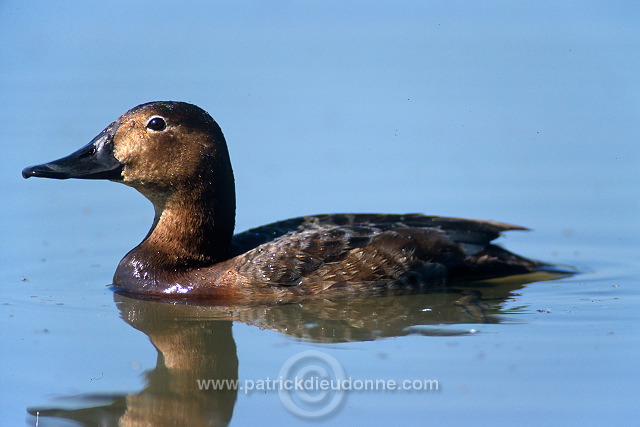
[27, 272, 563, 425]
[23, 101, 552, 300]
[29, 295, 239, 427]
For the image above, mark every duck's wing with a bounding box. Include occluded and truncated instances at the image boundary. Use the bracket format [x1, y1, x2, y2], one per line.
[231, 214, 538, 294]
[231, 213, 526, 254]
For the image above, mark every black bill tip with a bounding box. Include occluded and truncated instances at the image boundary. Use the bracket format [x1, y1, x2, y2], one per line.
[22, 164, 66, 179]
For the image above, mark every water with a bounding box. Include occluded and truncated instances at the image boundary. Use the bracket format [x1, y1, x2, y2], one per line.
[2, 1, 639, 425]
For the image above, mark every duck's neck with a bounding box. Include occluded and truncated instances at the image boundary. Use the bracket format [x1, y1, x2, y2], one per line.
[127, 173, 236, 276]
[151, 190, 235, 265]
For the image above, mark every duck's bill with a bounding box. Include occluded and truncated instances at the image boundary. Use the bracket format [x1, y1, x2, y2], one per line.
[22, 124, 123, 180]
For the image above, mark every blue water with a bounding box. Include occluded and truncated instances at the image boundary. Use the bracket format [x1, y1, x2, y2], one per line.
[2, 1, 640, 425]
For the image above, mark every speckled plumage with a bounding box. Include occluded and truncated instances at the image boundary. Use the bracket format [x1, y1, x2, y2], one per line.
[229, 214, 536, 293]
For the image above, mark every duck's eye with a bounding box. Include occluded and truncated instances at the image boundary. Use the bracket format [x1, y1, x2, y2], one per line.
[146, 117, 167, 132]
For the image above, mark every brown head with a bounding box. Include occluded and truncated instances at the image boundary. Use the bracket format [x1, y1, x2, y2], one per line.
[109, 102, 233, 204]
[23, 102, 236, 284]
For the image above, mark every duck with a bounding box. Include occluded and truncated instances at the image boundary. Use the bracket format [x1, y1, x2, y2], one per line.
[23, 101, 547, 301]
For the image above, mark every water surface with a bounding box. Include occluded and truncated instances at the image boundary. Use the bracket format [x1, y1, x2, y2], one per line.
[1, 1, 639, 425]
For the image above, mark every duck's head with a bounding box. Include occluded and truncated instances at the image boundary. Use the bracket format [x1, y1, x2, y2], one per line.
[24, 101, 237, 267]
[22, 101, 234, 206]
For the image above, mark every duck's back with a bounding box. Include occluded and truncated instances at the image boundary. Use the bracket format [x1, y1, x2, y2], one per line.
[229, 214, 541, 296]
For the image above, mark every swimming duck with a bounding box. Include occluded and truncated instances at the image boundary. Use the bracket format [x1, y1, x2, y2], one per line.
[23, 101, 544, 301]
